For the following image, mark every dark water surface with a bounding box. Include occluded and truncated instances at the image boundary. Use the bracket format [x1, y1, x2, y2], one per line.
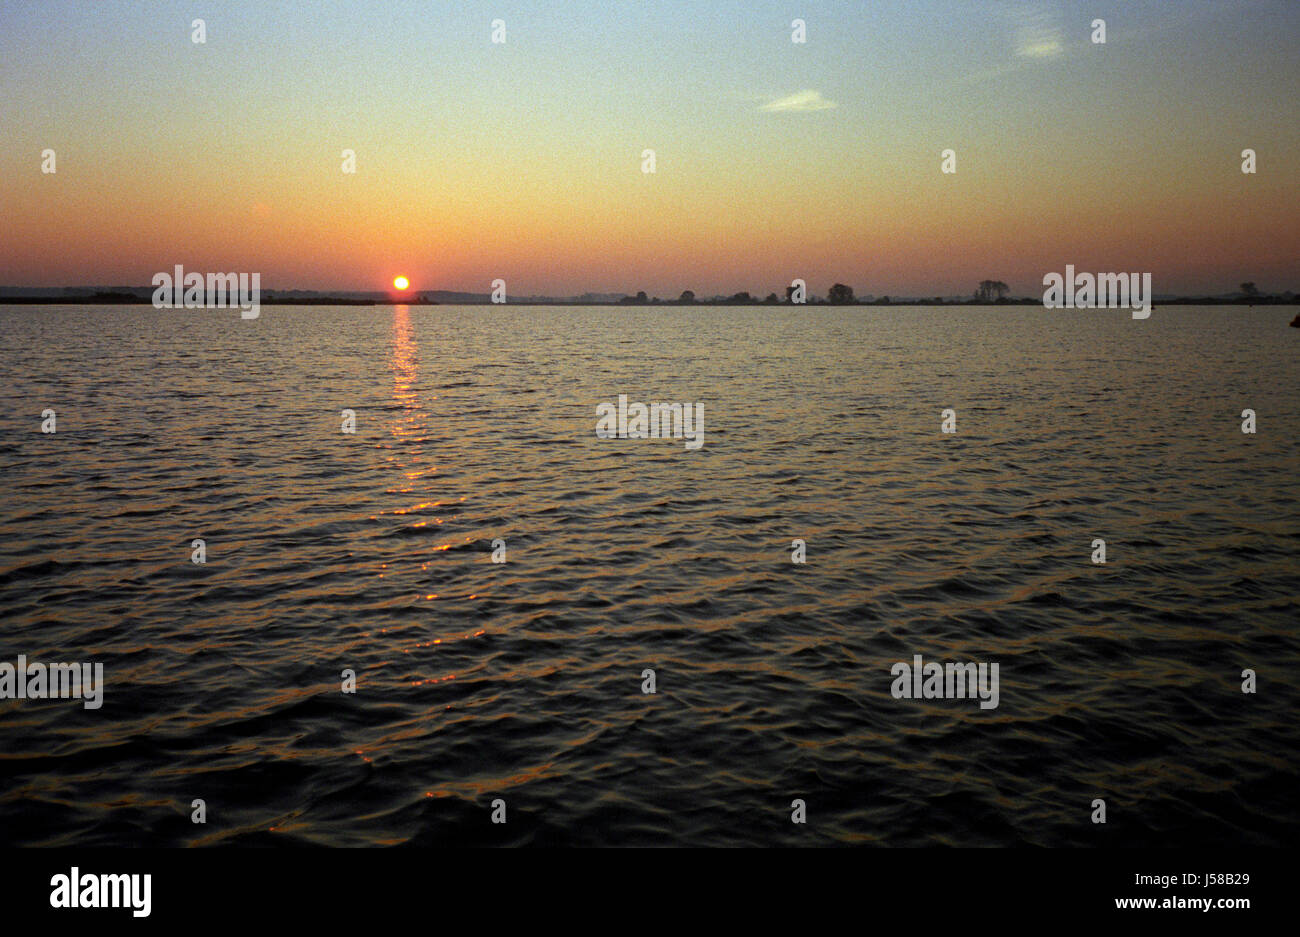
[0, 304, 1296, 846]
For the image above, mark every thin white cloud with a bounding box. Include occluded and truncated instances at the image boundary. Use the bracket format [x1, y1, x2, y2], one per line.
[759, 90, 837, 113]
[956, 2, 1229, 89]
[1013, 4, 1063, 58]
[1016, 34, 1062, 58]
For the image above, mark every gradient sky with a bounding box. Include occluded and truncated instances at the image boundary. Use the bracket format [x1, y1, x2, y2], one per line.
[1, 0, 1297, 297]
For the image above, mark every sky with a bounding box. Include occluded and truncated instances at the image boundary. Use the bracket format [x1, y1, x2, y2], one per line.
[1, 0, 1297, 297]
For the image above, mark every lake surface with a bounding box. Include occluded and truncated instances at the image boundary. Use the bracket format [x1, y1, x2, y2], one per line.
[0, 304, 1296, 846]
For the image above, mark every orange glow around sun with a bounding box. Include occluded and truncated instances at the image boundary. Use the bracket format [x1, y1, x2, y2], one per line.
[393, 276, 409, 290]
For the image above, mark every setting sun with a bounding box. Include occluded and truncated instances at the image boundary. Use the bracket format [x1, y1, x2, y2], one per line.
[393, 276, 409, 290]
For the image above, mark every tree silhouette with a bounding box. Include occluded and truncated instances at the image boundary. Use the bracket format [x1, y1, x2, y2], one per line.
[827, 283, 855, 304]
[1241, 282, 1259, 297]
[975, 280, 1010, 302]
[678, 290, 695, 303]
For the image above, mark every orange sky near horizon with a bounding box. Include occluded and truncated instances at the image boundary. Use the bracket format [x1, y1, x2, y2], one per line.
[2, 0, 1297, 297]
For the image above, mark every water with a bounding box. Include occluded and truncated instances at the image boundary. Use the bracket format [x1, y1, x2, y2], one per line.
[0, 304, 1296, 847]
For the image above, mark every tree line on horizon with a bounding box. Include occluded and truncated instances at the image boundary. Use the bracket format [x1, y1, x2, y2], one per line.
[616, 280, 1035, 305]
[614, 279, 1295, 306]
[4, 280, 1294, 307]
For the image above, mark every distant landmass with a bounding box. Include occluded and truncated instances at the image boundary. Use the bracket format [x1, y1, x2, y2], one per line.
[0, 285, 1296, 306]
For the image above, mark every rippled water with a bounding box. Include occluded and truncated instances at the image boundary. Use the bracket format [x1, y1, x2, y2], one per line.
[0, 304, 1296, 847]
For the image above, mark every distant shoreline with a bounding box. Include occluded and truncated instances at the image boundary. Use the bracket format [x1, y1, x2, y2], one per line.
[1, 296, 1297, 308]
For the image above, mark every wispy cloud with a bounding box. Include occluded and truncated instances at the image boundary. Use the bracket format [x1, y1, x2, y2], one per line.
[1013, 26, 1066, 58]
[1011, 3, 1063, 58]
[956, 2, 1226, 89]
[758, 90, 837, 113]
[950, 1, 1072, 86]
[1016, 32, 1062, 58]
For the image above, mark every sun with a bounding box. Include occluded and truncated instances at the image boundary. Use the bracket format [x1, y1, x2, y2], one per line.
[393, 276, 409, 290]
